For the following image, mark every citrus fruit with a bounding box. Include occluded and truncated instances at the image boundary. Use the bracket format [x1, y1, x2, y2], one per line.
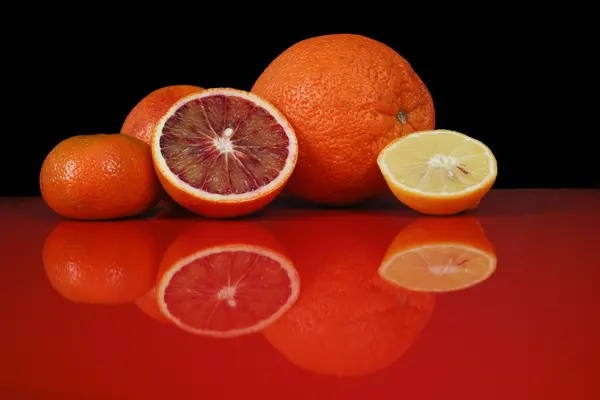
[151, 88, 298, 218]
[377, 129, 498, 215]
[121, 85, 204, 145]
[156, 221, 300, 338]
[251, 33, 435, 206]
[378, 217, 497, 292]
[135, 287, 171, 324]
[40, 134, 161, 220]
[261, 214, 436, 377]
[42, 221, 160, 305]
[133, 220, 193, 324]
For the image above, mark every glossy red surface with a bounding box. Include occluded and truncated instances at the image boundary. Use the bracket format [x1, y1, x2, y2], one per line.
[1, 189, 599, 399]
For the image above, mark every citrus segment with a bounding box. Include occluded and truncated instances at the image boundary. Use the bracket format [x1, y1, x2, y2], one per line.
[377, 129, 497, 215]
[379, 217, 497, 292]
[156, 222, 299, 337]
[152, 88, 298, 218]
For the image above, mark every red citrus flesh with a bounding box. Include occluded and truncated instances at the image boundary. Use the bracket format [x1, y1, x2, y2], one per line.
[159, 93, 292, 195]
[159, 245, 299, 337]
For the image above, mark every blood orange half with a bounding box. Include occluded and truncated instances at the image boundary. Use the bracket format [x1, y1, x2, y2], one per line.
[156, 222, 300, 338]
[151, 88, 298, 218]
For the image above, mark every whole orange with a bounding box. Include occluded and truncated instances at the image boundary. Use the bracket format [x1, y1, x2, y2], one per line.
[121, 85, 204, 145]
[39, 134, 161, 220]
[252, 34, 435, 205]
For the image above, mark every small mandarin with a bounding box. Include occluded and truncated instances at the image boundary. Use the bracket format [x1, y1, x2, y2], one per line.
[40, 134, 161, 220]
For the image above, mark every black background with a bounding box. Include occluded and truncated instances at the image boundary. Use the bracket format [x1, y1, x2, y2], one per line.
[4, 12, 592, 197]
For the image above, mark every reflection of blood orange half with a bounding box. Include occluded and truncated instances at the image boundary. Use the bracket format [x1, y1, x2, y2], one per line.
[379, 217, 497, 293]
[156, 221, 300, 338]
[262, 214, 436, 377]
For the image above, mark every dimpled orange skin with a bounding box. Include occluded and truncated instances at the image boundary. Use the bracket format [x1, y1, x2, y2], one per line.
[42, 221, 160, 305]
[39, 134, 161, 220]
[121, 85, 204, 145]
[252, 34, 435, 206]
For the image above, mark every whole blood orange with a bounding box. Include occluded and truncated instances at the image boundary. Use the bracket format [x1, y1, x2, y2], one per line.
[40, 134, 162, 220]
[152, 88, 298, 218]
[252, 33, 435, 206]
[121, 85, 204, 145]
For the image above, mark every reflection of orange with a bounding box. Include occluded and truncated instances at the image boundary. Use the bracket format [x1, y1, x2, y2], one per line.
[42, 221, 161, 305]
[261, 214, 436, 377]
[156, 221, 299, 338]
[135, 287, 170, 323]
[379, 217, 497, 292]
[131, 220, 193, 324]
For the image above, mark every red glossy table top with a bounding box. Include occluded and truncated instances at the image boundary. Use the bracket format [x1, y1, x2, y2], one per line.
[1, 189, 599, 399]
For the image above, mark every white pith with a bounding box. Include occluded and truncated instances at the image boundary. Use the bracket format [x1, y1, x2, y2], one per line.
[378, 244, 497, 292]
[377, 130, 497, 196]
[152, 88, 299, 202]
[156, 244, 300, 337]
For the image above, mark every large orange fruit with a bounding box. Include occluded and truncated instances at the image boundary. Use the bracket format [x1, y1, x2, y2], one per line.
[42, 221, 161, 305]
[121, 85, 204, 145]
[151, 87, 298, 218]
[40, 134, 161, 220]
[252, 33, 435, 206]
[261, 213, 436, 377]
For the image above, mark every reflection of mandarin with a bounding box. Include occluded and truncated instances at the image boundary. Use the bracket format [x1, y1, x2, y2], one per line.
[42, 221, 160, 305]
[262, 214, 436, 377]
[39, 134, 162, 220]
[156, 221, 299, 338]
[379, 217, 497, 292]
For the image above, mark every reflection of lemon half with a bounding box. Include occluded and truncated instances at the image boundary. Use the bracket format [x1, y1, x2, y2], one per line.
[377, 129, 497, 215]
[378, 217, 497, 293]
